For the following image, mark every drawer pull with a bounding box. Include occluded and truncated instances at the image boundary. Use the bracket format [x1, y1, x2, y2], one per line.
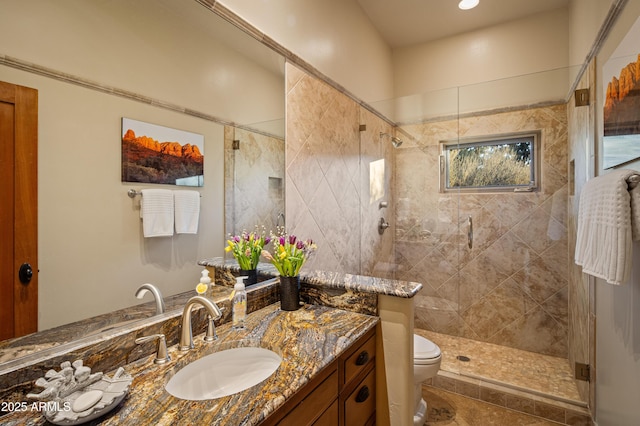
[355, 351, 369, 366]
[355, 385, 370, 403]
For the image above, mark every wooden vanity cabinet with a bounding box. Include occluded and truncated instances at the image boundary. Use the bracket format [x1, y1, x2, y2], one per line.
[339, 327, 376, 426]
[262, 326, 376, 426]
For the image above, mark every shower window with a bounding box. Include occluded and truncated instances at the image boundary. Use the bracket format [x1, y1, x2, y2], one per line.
[439, 131, 540, 192]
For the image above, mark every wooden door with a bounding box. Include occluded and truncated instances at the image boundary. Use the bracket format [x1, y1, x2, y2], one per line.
[0, 81, 38, 340]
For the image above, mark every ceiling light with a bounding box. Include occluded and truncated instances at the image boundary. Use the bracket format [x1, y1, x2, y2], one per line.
[458, 0, 479, 10]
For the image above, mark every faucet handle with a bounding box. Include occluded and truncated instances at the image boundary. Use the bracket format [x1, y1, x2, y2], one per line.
[135, 334, 171, 364]
[204, 315, 218, 342]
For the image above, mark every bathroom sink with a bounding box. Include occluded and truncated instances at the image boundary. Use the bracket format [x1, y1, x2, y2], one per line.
[165, 347, 282, 400]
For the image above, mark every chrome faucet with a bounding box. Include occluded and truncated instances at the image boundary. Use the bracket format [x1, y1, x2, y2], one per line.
[135, 283, 166, 315]
[179, 296, 223, 351]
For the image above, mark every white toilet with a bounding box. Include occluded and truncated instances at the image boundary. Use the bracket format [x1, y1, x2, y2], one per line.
[413, 334, 442, 426]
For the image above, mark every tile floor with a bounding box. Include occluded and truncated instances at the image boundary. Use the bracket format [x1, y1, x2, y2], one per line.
[422, 386, 561, 426]
[416, 329, 583, 403]
[415, 329, 592, 425]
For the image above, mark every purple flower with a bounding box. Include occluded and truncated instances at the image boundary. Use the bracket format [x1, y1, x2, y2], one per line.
[288, 235, 297, 245]
[264, 236, 272, 245]
[233, 236, 241, 243]
[296, 240, 305, 250]
[279, 236, 286, 246]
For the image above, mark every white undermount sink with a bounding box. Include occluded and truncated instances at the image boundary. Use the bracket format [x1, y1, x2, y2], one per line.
[165, 347, 282, 400]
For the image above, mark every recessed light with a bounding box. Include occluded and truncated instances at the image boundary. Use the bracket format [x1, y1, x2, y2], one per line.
[458, 0, 479, 10]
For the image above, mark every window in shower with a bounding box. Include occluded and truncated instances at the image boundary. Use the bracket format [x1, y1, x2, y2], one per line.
[439, 131, 540, 192]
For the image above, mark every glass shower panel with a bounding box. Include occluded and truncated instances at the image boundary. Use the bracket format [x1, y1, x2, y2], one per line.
[367, 87, 465, 336]
[454, 68, 572, 352]
[368, 65, 587, 404]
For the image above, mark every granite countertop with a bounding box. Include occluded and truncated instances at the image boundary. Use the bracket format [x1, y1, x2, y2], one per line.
[200, 257, 423, 298]
[0, 289, 204, 367]
[2, 303, 378, 426]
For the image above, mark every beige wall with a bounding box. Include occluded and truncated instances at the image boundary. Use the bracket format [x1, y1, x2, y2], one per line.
[398, 104, 569, 357]
[569, 0, 616, 68]
[221, 0, 394, 104]
[393, 8, 571, 98]
[0, 0, 284, 126]
[0, 0, 284, 330]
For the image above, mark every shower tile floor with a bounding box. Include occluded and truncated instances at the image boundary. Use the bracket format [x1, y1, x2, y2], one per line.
[416, 329, 584, 404]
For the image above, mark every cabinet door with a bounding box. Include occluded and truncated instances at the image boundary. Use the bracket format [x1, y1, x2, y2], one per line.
[279, 370, 338, 426]
[344, 369, 376, 426]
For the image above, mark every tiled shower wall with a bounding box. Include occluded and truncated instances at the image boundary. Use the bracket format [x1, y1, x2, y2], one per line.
[224, 126, 285, 236]
[397, 105, 569, 358]
[285, 60, 571, 359]
[285, 63, 395, 275]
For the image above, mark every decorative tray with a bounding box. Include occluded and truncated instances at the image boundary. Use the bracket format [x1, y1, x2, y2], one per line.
[27, 360, 133, 425]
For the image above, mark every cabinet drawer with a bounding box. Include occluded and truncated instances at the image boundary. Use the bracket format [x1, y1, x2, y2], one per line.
[343, 334, 376, 385]
[279, 369, 338, 426]
[344, 368, 376, 426]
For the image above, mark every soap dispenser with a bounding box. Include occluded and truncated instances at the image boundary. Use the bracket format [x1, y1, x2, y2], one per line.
[232, 276, 247, 329]
[196, 269, 212, 297]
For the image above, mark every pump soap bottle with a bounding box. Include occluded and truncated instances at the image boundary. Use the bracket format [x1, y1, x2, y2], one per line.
[196, 269, 212, 297]
[232, 276, 247, 329]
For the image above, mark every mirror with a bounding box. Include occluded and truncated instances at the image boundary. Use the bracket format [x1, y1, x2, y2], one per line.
[0, 0, 284, 364]
[224, 123, 286, 238]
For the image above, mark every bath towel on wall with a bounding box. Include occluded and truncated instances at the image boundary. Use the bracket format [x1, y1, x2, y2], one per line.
[140, 189, 174, 238]
[174, 190, 200, 234]
[575, 169, 640, 285]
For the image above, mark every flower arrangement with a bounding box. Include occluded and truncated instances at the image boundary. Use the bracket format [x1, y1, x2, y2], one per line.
[225, 228, 271, 270]
[262, 229, 317, 277]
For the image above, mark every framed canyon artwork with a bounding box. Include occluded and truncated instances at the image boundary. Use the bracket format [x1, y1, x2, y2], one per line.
[602, 16, 640, 169]
[121, 118, 204, 186]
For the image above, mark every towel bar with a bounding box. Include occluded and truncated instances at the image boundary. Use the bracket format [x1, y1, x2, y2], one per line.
[127, 189, 202, 198]
[627, 174, 640, 190]
[127, 189, 142, 198]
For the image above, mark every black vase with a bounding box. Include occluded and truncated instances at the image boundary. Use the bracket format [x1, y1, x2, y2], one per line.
[279, 275, 301, 311]
[240, 269, 258, 286]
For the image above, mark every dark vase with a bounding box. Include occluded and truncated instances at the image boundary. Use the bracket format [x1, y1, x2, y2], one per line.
[239, 269, 258, 285]
[279, 275, 301, 311]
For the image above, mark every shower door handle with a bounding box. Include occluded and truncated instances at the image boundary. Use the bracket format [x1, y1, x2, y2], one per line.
[467, 216, 473, 250]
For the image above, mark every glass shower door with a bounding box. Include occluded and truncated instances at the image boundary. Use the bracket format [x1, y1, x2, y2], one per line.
[386, 87, 465, 338]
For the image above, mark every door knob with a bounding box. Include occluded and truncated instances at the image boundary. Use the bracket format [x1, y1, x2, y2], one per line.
[19, 263, 33, 284]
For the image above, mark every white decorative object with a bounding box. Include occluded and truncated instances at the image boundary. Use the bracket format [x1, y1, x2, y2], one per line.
[27, 360, 133, 425]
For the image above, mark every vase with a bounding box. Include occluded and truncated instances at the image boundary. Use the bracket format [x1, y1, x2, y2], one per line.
[239, 269, 258, 286]
[279, 275, 301, 311]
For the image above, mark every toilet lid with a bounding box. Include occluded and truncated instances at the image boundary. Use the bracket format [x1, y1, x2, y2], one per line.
[414, 334, 441, 360]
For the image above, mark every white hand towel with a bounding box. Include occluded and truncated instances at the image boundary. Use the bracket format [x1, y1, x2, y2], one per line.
[174, 190, 200, 234]
[575, 169, 640, 285]
[140, 189, 174, 238]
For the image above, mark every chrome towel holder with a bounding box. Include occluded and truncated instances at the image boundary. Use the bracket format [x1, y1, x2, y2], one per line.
[127, 189, 202, 198]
